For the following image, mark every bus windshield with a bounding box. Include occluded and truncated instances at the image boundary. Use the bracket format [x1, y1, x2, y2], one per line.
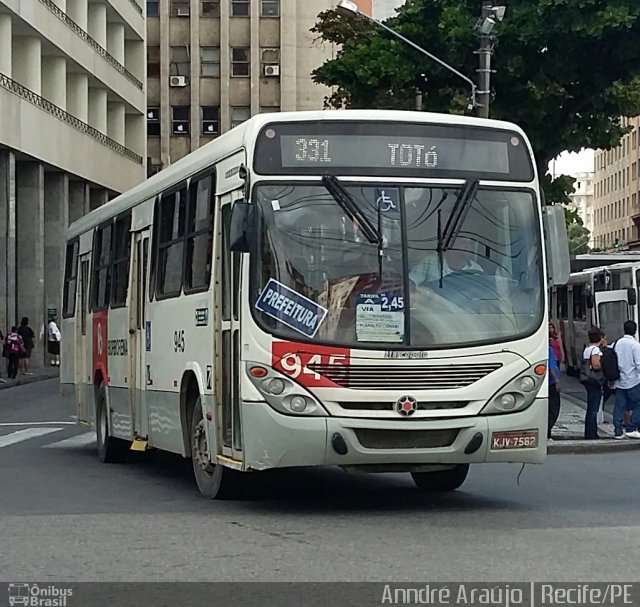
[251, 182, 543, 349]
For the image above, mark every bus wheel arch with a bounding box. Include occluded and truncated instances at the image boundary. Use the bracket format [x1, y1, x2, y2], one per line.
[180, 371, 202, 458]
[94, 378, 128, 463]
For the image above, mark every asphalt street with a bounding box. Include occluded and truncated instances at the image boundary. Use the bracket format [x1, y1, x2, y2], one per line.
[1, 378, 639, 582]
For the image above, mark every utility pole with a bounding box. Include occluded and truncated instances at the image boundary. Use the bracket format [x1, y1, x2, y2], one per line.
[477, 0, 493, 118]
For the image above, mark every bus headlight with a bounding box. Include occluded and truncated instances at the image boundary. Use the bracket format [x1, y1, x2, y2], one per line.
[245, 362, 328, 417]
[518, 376, 536, 392]
[481, 362, 546, 415]
[266, 378, 285, 395]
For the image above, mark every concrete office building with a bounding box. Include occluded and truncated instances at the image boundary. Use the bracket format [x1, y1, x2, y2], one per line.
[146, 0, 338, 173]
[593, 116, 640, 250]
[0, 0, 146, 363]
[354, 0, 405, 20]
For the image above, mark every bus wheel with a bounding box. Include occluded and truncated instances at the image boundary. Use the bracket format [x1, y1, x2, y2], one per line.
[95, 384, 129, 463]
[411, 464, 469, 492]
[190, 400, 236, 499]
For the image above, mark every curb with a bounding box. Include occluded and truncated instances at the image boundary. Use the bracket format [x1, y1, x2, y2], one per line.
[0, 372, 59, 391]
[548, 439, 640, 454]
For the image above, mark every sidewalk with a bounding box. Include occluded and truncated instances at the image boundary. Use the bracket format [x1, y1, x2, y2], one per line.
[549, 377, 640, 453]
[0, 365, 59, 390]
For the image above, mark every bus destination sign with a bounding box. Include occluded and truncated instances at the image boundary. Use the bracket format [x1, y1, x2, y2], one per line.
[281, 135, 509, 174]
[254, 121, 534, 181]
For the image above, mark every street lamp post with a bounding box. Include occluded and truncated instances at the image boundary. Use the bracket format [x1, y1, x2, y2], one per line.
[474, 2, 507, 118]
[336, 0, 479, 112]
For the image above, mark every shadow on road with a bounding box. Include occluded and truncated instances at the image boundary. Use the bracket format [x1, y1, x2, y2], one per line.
[123, 450, 521, 513]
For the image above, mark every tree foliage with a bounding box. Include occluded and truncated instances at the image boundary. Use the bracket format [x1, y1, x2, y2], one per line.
[311, 0, 640, 205]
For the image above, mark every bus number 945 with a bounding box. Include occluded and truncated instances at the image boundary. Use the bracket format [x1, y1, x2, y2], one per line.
[272, 344, 351, 388]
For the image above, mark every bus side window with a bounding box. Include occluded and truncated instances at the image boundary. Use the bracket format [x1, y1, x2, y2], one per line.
[62, 239, 79, 318]
[185, 173, 215, 293]
[111, 213, 132, 308]
[573, 285, 586, 321]
[557, 286, 568, 320]
[156, 187, 187, 298]
[91, 222, 114, 311]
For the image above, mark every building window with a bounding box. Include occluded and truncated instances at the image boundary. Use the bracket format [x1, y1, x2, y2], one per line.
[147, 0, 159, 16]
[259, 106, 280, 114]
[231, 106, 250, 128]
[170, 46, 190, 77]
[147, 107, 160, 136]
[261, 0, 278, 16]
[634, 162, 637, 181]
[172, 106, 190, 135]
[171, 0, 190, 16]
[147, 46, 160, 78]
[231, 48, 250, 77]
[201, 0, 220, 16]
[202, 106, 219, 135]
[231, 0, 250, 16]
[201, 47, 220, 77]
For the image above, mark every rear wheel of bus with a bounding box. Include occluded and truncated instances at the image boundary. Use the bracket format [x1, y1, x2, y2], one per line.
[411, 464, 469, 492]
[95, 383, 129, 463]
[190, 398, 238, 499]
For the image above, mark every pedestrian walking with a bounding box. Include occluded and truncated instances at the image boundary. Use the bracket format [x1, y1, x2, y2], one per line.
[548, 343, 561, 440]
[611, 320, 640, 439]
[4, 327, 25, 379]
[47, 316, 61, 366]
[581, 327, 605, 440]
[17, 317, 35, 375]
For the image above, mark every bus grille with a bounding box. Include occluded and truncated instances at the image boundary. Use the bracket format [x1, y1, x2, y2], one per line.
[353, 428, 458, 449]
[308, 363, 502, 390]
[338, 401, 468, 411]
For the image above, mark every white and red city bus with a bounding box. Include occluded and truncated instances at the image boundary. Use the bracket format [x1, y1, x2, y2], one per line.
[61, 110, 569, 498]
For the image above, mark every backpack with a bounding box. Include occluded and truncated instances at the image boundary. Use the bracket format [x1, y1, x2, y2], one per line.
[7, 334, 22, 355]
[601, 341, 620, 382]
[580, 349, 603, 386]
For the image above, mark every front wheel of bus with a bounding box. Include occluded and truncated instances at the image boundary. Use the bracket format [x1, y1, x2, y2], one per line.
[95, 384, 129, 463]
[191, 400, 237, 499]
[411, 464, 469, 492]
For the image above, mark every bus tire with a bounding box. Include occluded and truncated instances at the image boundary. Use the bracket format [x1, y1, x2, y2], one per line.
[411, 464, 469, 492]
[95, 384, 129, 463]
[190, 398, 237, 499]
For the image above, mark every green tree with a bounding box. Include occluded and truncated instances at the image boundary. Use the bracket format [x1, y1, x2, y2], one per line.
[312, 0, 640, 205]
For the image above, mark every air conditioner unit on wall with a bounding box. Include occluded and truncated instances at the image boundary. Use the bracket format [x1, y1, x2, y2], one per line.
[170, 75, 188, 87]
[263, 64, 280, 77]
[176, 6, 190, 15]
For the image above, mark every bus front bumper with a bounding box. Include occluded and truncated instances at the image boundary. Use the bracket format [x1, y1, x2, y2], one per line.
[240, 399, 547, 471]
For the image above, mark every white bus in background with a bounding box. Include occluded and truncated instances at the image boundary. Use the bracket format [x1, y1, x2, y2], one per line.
[61, 110, 569, 499]
[551, 261, 639, 376]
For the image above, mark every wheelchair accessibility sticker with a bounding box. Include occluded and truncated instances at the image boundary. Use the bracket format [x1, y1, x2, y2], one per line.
[375, 188, 400, 215]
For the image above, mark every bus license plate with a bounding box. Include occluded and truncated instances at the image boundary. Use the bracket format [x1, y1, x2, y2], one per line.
[491, 430, 538, 450]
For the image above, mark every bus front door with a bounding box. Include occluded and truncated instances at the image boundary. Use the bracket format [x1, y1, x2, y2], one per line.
[129, 229, 150, 441]
[595, 290, 630, 343]
[216, 195, 242, 461]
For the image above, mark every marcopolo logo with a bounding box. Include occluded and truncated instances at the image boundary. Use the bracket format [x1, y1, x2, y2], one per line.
[8, 584, 73, 607]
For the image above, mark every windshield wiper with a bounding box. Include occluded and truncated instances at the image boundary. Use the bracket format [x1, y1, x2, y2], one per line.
[441, 179, 479, 250]
[322, 175, 381, 245]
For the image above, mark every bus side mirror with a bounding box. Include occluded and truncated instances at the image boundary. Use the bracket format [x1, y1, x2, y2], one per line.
[628, 287, 637, 306]
[543, 204, 570, 287]
[229, 200, 255, 253]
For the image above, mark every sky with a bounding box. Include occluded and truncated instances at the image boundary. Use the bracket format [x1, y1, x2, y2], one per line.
[548, 149, 595, 177]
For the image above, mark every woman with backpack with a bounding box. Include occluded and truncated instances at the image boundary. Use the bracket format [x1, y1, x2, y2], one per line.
[4, 327, 25, 380]
[582, 326, 605, 440]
